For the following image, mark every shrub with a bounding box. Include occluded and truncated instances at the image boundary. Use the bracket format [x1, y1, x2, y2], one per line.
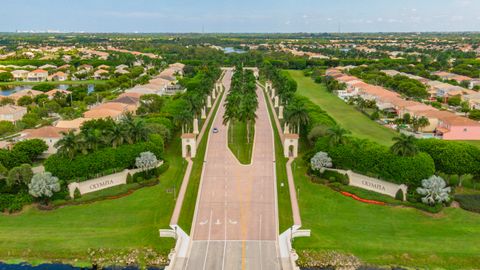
[415, 139, 480, 176]
[455, 194, 480, 213]
[320, 170, 349, 184]
[74, 188, 81, 199]
[0, 192, 33, 213]
[156, 160, 170, 175]
[126, 173, 133, 184]
[316, 137, 435, 186]
[44, 141, 163, 181]
[395, 189, 404, 201]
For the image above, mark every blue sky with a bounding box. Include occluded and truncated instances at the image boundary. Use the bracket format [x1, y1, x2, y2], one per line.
[1, 0, 479, 33]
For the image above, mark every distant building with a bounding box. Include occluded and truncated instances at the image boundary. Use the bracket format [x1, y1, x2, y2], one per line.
[19, 126, 71, 155]
[0, 105, 27, 123]
[27, 69, 48, 82]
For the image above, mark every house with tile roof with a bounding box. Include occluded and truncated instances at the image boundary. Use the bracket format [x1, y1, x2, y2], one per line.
[27, 69, 48, 82]
[19, 126, 71, 154]
[0, 105, 27, 123]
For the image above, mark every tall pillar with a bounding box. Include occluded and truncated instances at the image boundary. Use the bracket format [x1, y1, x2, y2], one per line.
[212, 88, 216, 99]
[207, 95, 212, 108]
[284, 123, 290, 134]
[279, 105, 284, 119]
[274, 96, 279, 107]
[271, 88, 275, 99]
[193, 118, 199, 135]
[201, 107, 206, 119]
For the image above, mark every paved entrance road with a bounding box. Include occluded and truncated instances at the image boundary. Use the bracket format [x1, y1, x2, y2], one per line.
[184, 68, 280, 270]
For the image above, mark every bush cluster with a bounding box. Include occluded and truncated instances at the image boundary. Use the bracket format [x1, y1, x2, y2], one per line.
[455, 194, 480, 213]
[44, 141, 163, 181]
[0, 192, 33, 213]
[315, 137, 435, 186]
[415, 139, 480, 176]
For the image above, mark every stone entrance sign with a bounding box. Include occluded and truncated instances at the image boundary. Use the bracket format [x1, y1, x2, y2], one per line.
[67, 161, 163, 198]
[345, 170, 408, 200]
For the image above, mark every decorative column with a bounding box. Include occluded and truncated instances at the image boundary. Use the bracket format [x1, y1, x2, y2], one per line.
[201, 107, 207, 119]
[271, 88, 275, 99]
[284, 123, 290, 134]
[274, 96, 279, 107]
[278, 105, 284, 119]
[207, 95, 212, 108]
[193, 118, 199, 135]
[212, 88, 216, 99]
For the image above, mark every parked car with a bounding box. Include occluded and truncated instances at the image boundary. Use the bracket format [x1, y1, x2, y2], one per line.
[213, 127, 219, 133]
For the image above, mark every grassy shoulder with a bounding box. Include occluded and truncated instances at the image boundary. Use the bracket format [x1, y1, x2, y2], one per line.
[0, 80, 109, 86]
[262, 87, 293, 233]
[0, 137, 187, 264]
[227, 120, 254, 164]
[292, 141, 480, 269]
[287, 70, 397, 146]
[177, 90, 224, 233]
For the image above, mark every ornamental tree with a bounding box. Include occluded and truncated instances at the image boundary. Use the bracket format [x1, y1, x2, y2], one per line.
[311, 151, 333, 173]
[28, 172, 61, 204]
[416, 175, 451, 205]
[135, 151, 158, 173]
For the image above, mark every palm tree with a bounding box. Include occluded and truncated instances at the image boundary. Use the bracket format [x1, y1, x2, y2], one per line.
[78, 128, 99, 154]
[285, 100, 309, 134]
[55, 130, 78, 159]
[239, 92, 258, 143]
[104, 124, 125, 148]
[128, 120, 150, 143]
[174, 109, 194, 133]
[326, 125, 351, 146]
[390, 133, 418, 157]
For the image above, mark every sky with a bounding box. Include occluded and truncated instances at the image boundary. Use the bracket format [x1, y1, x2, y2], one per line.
[1, 0, 480, 33]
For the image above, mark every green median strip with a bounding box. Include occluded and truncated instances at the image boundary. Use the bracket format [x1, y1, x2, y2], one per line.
[227, 120, 254, 164]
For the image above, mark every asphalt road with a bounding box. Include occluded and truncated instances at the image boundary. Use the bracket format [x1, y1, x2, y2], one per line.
[183, 68, 280, 270]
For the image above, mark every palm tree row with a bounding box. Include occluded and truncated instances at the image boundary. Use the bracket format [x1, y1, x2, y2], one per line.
[223, 66, 258, 143]
[55, 113, 150, 159]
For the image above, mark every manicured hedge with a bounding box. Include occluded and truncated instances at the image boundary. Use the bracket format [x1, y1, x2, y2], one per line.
[316, 137, 435, 186]
[44, 141, 163, 181]
[415, 139, 480, 176]
[455, 194, 480, 213]
[0, 192, 33, 213]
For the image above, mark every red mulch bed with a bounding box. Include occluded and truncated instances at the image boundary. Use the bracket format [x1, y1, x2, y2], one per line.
[340, 191, 386, 205]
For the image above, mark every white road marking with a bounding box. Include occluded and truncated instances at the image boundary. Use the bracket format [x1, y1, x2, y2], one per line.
[202, 209, 213, 270]
[199, 219, 209, 226]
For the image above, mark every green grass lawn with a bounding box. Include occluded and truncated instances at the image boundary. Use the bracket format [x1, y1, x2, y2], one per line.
[292, 150, 480, 269]
[0, 80, 109, 86]
[288, 70, 398, 146]
[178, 90, 224, 234]
[262, 87, 293, 233]
[227, 120, 254, 164]
[0, 138, 187, 264]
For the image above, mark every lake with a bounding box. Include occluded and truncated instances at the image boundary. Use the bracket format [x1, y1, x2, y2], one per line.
[222, 47, 247, 54]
